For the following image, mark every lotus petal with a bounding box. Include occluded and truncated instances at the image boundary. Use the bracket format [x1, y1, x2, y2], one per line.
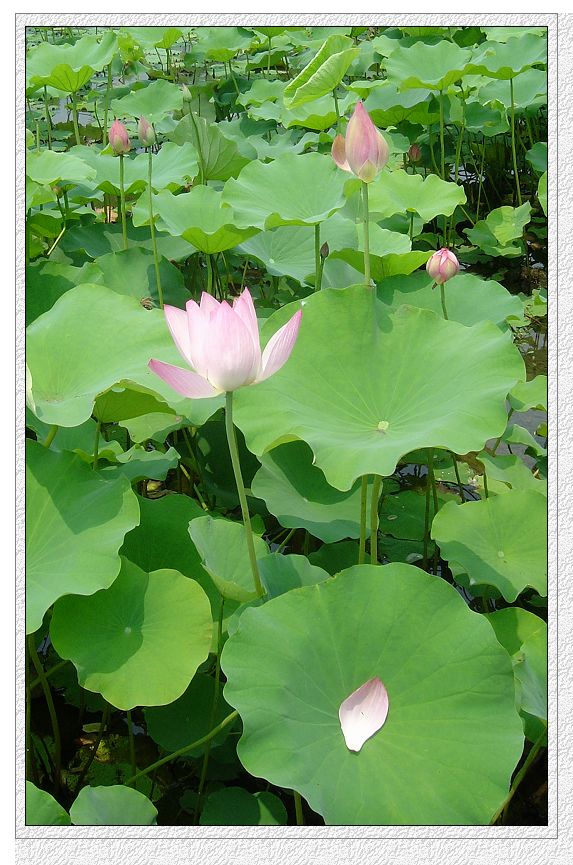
[164, 304, 193, 365]
[148, 358, 220, 399]
[259, 310, 303, 382]
[339, 676, 389, 752]
[204, 302, 260, 392]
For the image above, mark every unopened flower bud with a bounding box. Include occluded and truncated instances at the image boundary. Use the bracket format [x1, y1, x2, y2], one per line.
[331, 101, 389, 184]
[181, 84, 192, 103]
[426, 248, 460, 285]
[109, 119, 131, 156]
[408, 143, 421, 163]
[320, 241, 329, 260]
[138, 116, 156, 147]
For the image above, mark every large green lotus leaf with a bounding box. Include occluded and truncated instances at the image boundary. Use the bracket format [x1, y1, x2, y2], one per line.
[538, 171, 547, 217]
[170, 113, 251, 181]
[111, 79, 185, 123]
[93, 247, 188, 308]
[234, 286, 525, 491]
[69, 142, 198, 195]
[364, 84, 438, 127]
[198, 26, 254, 61]
[61, 221, 191, 262]
[26, 31, 117, 92]
[222, 152, 347, 230]
[463, 99, 509, 136]
[466, 34, 546, 80]
[200, 787, 287, 826]
[431, 490, 547, 602]
[189, 515, 268, 603]
[367, 171, 466, 222]
[119, 412, 186, 444]
[502, 423, 546, 459]
[525, 142, 547, 174]
[478, 68, 546, 110]
[26, 149, 97, 188]
[26, 782, 71, 826]
[385, 40, 473, 91]
[377, 271, 523, 328]
[50, 558, 212, 710]
[237, 77, 285, 108]
[26, 261, 104, 325]
[509, 375, 547, 413]
[221, 563, 523, 825]
[251, 441, 374, 543]
[122, 26, 183, 50]
[486, 608, 547, 723]
[250, 91, 356, 131]
[134, 186, 258, 254]
[477, 451, 545, 496]
[258, 553, 331, 599]
[93, 380, 174, 423]
[69, 784, 157, 826]
[26, 284, 224, 428]
[465, 203, 532, 257]
[309, 540, 359, 574]
[380, 488, 458, 541]
[283, 34, 358, 108]
[145, 674, 234, 757]
[119, 494, 239, 647]
[26, 440, 139, 634]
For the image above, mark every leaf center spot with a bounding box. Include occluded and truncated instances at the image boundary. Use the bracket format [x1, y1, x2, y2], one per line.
[124, 626, 132, 636]
[497, 550, 505, 559]
[377, 420, 389, 433]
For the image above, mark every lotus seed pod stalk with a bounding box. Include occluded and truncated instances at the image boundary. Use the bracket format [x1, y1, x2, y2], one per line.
[109, 119, 131, 155]
[426, 248, 460, 285]
[331, 101, 389, 183]
[138, 116, 156, 148]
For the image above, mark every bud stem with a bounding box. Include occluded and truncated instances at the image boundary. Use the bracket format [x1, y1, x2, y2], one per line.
[370, 475, 383, 565]
[71, 91, 81, 146]
[103, 62, 112, 147]
[119, 153, 128, 251]
[314, 223, 323, 292]
[147, 148, 164, 308]
[509, 78, 523, 206]
[358, 475, 369, 565]
[361, 181, 371, 286]
[439, 283, 449, 320]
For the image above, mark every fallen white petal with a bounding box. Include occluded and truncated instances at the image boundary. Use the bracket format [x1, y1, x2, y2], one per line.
[339, 676, 389, 752]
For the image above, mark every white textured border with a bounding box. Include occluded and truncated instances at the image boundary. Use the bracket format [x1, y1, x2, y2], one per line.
[14, 9, 568, 864]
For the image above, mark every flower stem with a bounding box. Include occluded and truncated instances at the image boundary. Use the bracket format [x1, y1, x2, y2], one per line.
[490, 726, 546, 824]
[43, 86, 52, 149]
[427, 448, 440, 574]
[294, 791, 305, 825]
[361, 181, 371, 286]
[439, 283, 449, 320]
[194, 595, 224, 823]
[119, 153, 128, 250]
[27, 634, 61, 793]
[71, 90, 81, 146]
[438, 88, 446, 180]
[42, 425, 58, 449]
[225, 391, 264, 597]
[314, 223, 322, 292]
[126, 709, 137, 788]
[93, 420, 101, 470]
[358, 475, 369, 565]
[450, 451, 465, 503]
[125, 710, 239, 786]
[509, 77, 523, 206]
[333, 89, 341, 135]
[147, 148, 164, 308]
[370, 475, 383, 564]
[103, 62, 112, 146]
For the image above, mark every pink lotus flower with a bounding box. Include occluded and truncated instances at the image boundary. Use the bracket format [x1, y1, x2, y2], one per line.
[426, 248, 460, 284]
[149, 288, 302, 398]
[138, 116, 156, 147]
[109, 119, 131, 156]
[339, 676, 389, 752]
[331, 101, 389, 183]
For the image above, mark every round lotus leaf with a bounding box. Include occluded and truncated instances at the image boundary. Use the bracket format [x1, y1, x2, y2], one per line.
[26, 782, 71, 825]
[69, 784, 157, 826]
[384, 40, 473, 91]
[466, 33, 547, 80]
[234, 286, 525, 491]
[50, 558, 213, 710]
[26, 440, 139, 634]
[26, 31, 117, 93]
[111, 78, 185, 123]
[367, 171, 467, 223]
[258, 553, 330, 599]
[431, 490, 547, 602]
[145, 674, 234, 758]
[222, 152, 347, 230]
[221, 563, 523, 825]
[200, 787, 287, 825]
[26, 283, 223, 428]
[377, 271, 523, 328]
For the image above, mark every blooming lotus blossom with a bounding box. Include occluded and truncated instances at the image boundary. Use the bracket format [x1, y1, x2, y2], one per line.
[138, 116, 156, 147]
[109, 119, 131, 155]
[149, 288, 302, 398]
[426, 248, 460, 285]
[331, 101, 389, 183]
[339, 676, 389, 752]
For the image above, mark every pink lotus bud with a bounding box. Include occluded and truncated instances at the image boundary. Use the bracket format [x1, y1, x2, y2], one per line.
[426, 248, 460, 285]
[331, 101, 389, 183]
[109, 119, 131, 156]
[138, 116, 156, 147]
[408, 143, 422, 163]
[339, 677, 389, 752]
[149, 288, 302, 398]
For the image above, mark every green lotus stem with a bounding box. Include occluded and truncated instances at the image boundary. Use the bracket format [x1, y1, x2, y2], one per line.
[450, 451, 465, 503]
[36, 120, 41, 151]
[482, 467, 490, 499]
[429, 125, 440, 176]
[422, 464, 431, 571]
[27, 634, 61, 793]
[362, 181, 371, 286]
[490, 726, 546, 824]
[439, 284, 449, 320]
[438, 89, 446, 180]
[427, 448, 440, 574]
[103, 61, 112, 146]
[476, 136, 486, 223]
[525, 113, 535, 149]
[43, 86, 52, 150]
[267, 36, 272, 76]
[358, 475, 369, 565]
[93, 419, 101, 470]
[333, 88, 341, 135]
[225, 391, 264, 598]
[409, 212, 414, 243]
[509, 78, 523, 206]
[370, 475, 383, 565]
[314, 223, 322, 292]
[294, 791, 305, 825]
[71, 90, 81, 146]
[42, 425, 58, 449]
[206, 254, 214, 295]
[194, 595, 225, 823]
[25, 680, 33, 780]
[492, 408, 514, 453]
[127, 709, 137, 788]
[28, 659, 68, 691]
[119, 154, 128, 250]
[147, 148, 164, 308]
[125, 710, 239, 786]
[276, 527, 297, 553]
